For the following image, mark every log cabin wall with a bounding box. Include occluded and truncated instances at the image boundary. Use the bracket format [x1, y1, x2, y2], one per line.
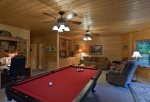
[121, 28, 150, 79]
[121, 28, 150, 58]
[74, 35, 122, 62]
[31, 32, 58, 70]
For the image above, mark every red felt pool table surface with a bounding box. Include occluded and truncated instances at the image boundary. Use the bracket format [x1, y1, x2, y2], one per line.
[13, 67, 97, 102]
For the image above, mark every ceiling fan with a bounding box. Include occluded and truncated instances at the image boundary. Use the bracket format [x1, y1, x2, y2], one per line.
[43, 11, 81, 25]
[43, 11, 81, 32]
[83, 30, 92, 41]
[82, 30, 100, 41]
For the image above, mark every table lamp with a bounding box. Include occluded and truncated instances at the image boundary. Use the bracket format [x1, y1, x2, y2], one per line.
[132, 51, 142, 60]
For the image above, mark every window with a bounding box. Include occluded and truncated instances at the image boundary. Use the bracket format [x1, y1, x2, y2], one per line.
[136, 40, 150, 67]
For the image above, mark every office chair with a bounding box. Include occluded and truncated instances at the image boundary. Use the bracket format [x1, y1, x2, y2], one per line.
[3, 55, 26, 82]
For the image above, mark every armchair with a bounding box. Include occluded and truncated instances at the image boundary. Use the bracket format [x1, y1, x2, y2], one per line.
[106, 60, 138, 87]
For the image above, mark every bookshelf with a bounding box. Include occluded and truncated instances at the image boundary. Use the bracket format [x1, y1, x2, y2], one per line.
[59, 37, 75, 58]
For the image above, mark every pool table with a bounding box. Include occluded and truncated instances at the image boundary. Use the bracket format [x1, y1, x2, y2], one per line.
[5, 65, 101, 102]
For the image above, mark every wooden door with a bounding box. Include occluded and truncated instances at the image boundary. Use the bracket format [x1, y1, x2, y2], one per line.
[38, 43, 45, 69]
[30, 43, 38, 69]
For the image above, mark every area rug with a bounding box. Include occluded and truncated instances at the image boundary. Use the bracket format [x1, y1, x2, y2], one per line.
[129, 83, 150, 102]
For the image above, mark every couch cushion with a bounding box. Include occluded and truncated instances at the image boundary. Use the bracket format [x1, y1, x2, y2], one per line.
[90, 57, 97, 62]
[83, 56, 90, 62]
[96, 57, 107, 62]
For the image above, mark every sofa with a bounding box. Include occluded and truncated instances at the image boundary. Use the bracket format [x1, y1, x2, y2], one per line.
[106, 60, 138, 87]
[82, 56, 111, 70]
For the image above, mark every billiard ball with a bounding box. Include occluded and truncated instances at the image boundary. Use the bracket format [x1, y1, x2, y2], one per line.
[80, 69, 84, 72]
[48, 82, 53, 86]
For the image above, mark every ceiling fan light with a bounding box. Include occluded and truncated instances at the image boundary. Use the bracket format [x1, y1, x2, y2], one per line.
[87, 36, 92, 40]
[83, 37, 87, 41]
[64, 27, 70, 31]
[58, 28, 63, 32]
[59, 24, 66, 30]
[52, 25, 58, 30]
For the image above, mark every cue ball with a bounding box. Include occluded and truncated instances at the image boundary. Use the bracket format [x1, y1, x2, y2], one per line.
[48, 82, 53, 86]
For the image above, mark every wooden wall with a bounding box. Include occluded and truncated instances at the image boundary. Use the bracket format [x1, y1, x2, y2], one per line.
[31, 33, 58, 70]
[121, 28, 150, 80]
[0, 23, 30, 67]
[75, 35, 122, 62]
[136, 68, 150, 80]
[121, 28, 150, 58]
[59, 57, 76, 67]
[30, 27, 150, 78]
[121, 34, 132, 58]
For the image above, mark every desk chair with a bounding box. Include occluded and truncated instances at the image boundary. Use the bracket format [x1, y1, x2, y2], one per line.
[3, 55, 26, 83]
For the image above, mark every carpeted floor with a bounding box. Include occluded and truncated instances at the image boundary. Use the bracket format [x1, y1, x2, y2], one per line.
[129, 82, 150, 102]
[84, 70, 134, 102]
[0, 70, 148, 102]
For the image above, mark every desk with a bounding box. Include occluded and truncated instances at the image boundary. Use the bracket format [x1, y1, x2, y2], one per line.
[0, 65, 9, 88]
[6, 66, 101, 102]
[0, 67, 31, 88]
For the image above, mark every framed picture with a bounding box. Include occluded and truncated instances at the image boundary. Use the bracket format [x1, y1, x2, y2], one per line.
[89, 45, 102, 55]
[46, 45, 55, 51]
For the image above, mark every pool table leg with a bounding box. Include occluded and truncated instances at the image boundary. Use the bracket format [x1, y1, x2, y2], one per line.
[92, 82, 96, 92]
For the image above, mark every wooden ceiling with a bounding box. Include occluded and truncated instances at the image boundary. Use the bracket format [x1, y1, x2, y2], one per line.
[0, 0, 150, 38]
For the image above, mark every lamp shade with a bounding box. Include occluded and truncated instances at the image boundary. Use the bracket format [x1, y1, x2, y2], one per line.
[52, 25, 58, 30]
[59, 24, 66, 30]
[58, 28, 63, 32]
[83, 37, 87, 41]
[52, 22, 70, 32]
[78, 48, 83, 53]
[83, 33, 92, 41]
[132, 51, 142, 59]
[87, 36, 92, 40]
[64, 27, 70, 31]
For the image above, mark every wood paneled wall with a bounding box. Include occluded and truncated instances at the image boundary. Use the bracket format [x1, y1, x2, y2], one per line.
[0, 23, 30, 67]
[30, 27, 150, 74]
[136, 68, 150, 80]
[121, 28, 150, 80]
[75, 35, 122, 62]
[121, 28, 150, 58]
[121, 34, 132, 58]
[31, 33, 58, 70]
[59, 57, 76, 67]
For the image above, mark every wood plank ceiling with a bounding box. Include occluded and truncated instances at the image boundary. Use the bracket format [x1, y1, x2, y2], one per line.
[0, 0, 150, 38]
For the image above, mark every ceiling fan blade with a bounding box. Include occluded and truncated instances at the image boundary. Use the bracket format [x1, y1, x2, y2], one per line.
[42, 21, 51, 23]
[68, 20, 81, 25]
[43, 12, 56, 19]
[93, 33, 100, 36]
[65, 11, 77, 20]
